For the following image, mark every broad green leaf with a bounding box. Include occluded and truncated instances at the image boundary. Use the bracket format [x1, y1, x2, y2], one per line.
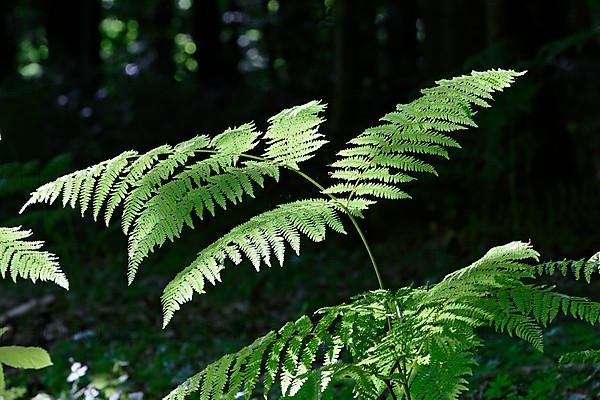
[0, 363, 4, 391]
[0, 346, 53, 369]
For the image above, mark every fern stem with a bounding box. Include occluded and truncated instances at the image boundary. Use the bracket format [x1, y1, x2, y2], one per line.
[193, 149, 386, 290]
[384, 380, 398, 400]
[402, 382, 412, 400]
[346, 213, 385, 289]
[286, 167, 385, 290]
[401, 358, 412, 400]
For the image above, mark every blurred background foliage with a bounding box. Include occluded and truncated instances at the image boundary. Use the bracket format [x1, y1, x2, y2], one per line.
[0, 0, 599, 398]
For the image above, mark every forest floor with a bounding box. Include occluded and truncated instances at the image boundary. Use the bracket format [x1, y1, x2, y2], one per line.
[1, 232, 598, 399]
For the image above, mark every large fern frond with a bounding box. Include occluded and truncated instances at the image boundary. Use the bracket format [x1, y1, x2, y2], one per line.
[164, 291, 390, 400]
[160, 199, 345, 326]
[325, 70, 525, 207]
[0, 227, 68, 289]
[21, 103, 328, 285]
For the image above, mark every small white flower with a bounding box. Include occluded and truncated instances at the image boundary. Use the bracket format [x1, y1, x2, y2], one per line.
[67, 362, 89, 382]
[109, 391, 123, 400]
[83, 385, 99, 400]
[128, 392, 144, 400]
[32, 395, 53, 400]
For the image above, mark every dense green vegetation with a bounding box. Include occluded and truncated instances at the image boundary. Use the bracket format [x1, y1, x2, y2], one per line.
[0, 1, 598, 399]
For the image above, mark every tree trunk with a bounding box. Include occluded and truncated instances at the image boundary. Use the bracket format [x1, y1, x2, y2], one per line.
[152, 0, 175, 78]
[277, 2, 318, 92]
[42, 0, 101, 80]
[191, 0, 239, 86]
[331, 0, 357, 138]
[331, 0, 376, 142]
[383, 0, 419, 97]
[0, 0, 17, 81]
[416, 0, 486, 76]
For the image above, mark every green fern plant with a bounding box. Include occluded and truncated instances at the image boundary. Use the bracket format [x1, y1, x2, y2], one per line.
[20, 69, 599, 399]
[164, 245, 599, 400]
[0, 138, 65, 399]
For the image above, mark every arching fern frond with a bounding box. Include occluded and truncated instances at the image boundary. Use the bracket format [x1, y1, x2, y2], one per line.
[0, 227, 68, 289]
[20, 103, 328, 285]
[161, 199, 345, 326]
[325, 70, 525, 207]
[423, 242, 600, 353]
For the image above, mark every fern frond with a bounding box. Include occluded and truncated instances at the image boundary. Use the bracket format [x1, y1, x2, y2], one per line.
[0, 227, 68, 289]
[20, 125, 261, 224]
[166, 240, 599, 400]
[126, 160, 279, 283]
[263, 101, 328, 168]
[160, 199, 345, 326]
[21, 103, 328, 286]
[163, 315, 328, 400]
[536, 253, 600, 283]
[326, 69, 524, 206]
[559, 349, 600, 366]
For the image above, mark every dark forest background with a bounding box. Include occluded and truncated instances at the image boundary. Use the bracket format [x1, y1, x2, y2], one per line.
[0, 1, 599, 398]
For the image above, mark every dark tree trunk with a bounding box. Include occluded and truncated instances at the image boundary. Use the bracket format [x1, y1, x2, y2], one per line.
[383, 0, 419, 97]
[42, 0, 101, 81]
[0, 0, 17, 81]
[191, 0, 239, 86]
[331, 0, 357, 138]
[484, 0, 569, 59]
[277, 2, 318, 92]
[484, 0, 507, 45]
[152, 0, 175, 78]
[416, 0, 486, 76]
[331, 0, 376, 142]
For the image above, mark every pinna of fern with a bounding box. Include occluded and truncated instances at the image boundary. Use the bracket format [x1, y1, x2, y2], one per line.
[0, 136, 68, 290]
[0, 226, 68, 289]
[165, 242, 600, 400]
[324, 69, 525, 206]
[160, 199, 346, 326]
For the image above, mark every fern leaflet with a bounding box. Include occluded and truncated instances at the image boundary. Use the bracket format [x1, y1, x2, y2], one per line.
[0, 227, 68, 289]
[325, 70, 525, 208]
[161, 199, 345, 326]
